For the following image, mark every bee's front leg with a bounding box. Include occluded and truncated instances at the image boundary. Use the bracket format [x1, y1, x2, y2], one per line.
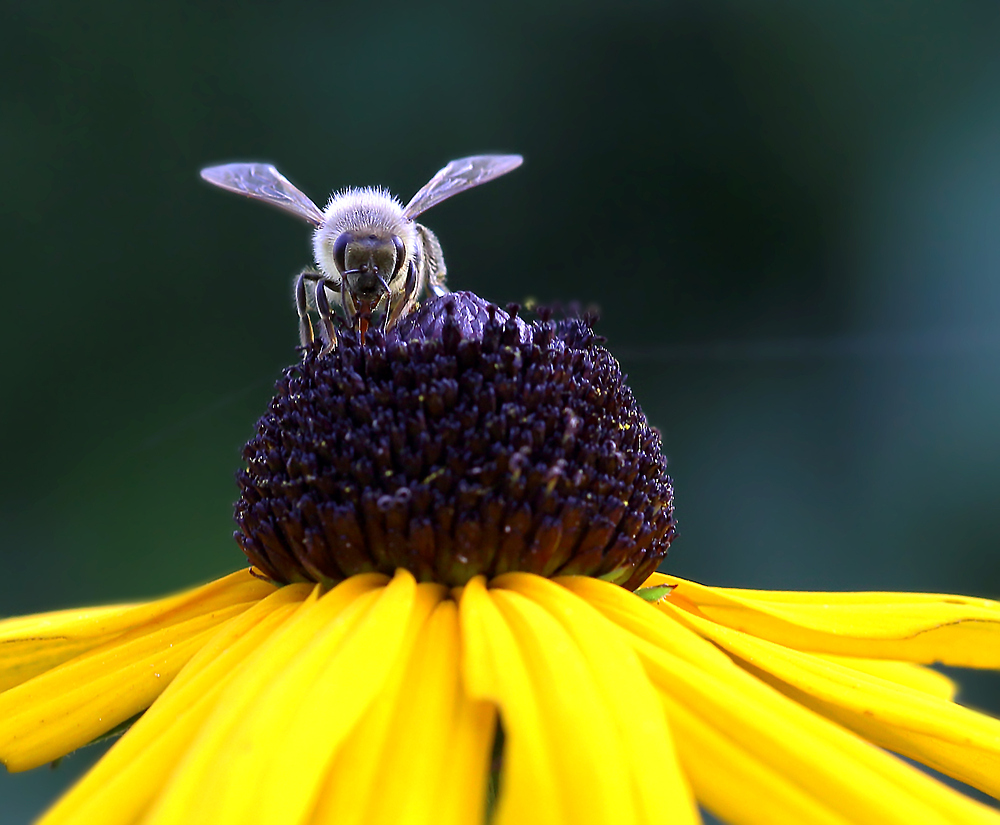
[313, 278, 339, 354]
[385, 260, 420, 330]
[295, 268, 343, 355]
[295, 269, 320, 350]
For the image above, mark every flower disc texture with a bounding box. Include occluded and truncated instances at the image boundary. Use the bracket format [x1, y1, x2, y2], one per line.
[235, 292, 675, 589]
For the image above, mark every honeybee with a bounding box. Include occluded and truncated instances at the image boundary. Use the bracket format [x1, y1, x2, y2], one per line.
[200, 154, 522, 349]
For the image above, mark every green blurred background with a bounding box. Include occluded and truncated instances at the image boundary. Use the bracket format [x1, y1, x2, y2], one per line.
[2, 1, 999, 820]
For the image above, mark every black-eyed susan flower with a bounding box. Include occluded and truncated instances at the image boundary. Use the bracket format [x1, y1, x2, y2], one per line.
[2, 292, 1000, 825]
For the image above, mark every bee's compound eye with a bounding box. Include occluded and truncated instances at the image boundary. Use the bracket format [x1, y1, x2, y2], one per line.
[391, 235, 406, 276]
[332, 233, 350, 273]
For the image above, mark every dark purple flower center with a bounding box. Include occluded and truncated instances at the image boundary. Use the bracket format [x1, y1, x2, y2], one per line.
[234, 292, 675, 590]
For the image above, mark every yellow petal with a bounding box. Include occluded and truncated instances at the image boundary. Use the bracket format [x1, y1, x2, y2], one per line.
[0, 599, 256, 771]
[144, 571, 442, 825]
[660, 598, 1000, 798]
[563, 576, 1000, 825]
[0, 570, 275, 692]
[140, 573, 385, 825]
[38, 584, 313, 825]
[460, 575, 697, 825]
[814, 655, 956, 700]
[313, 598, 494, 825]
[0, 604, 140, 692]
[495, 573, 699, 825]
[458, 577, 559, 824]
[646, 573, 1000, 667]
[378, 599, 495, 825]
[438, 644, 499, 825]
[768, 666, 1000, 802]
[661, 691, 853, 825]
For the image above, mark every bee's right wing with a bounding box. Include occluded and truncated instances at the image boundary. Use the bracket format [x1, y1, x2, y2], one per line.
[200, 163, 325, 227]
[403, 154, 522, 219]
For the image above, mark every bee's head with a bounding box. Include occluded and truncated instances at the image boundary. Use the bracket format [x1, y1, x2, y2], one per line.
[313, 187, 415, 323]
[330, 230, 406, 302]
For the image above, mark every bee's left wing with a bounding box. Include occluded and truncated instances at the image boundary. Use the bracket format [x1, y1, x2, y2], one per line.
[403, 154, 522, 219]
[200, 163, 325, 227]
